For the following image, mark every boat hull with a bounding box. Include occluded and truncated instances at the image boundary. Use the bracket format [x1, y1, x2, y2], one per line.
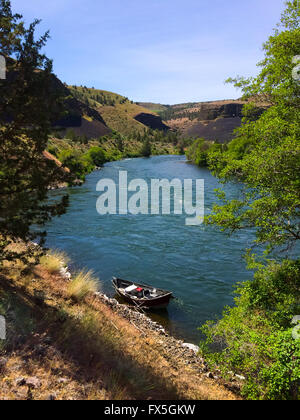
[112, 277, 173, 310]
[115, 289, 172, 309]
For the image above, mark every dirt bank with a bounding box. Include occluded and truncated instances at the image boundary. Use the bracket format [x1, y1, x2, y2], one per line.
[0, 253, 241, 400]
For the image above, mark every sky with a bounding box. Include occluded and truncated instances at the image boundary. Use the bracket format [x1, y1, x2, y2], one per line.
[11, 0, 286, 104]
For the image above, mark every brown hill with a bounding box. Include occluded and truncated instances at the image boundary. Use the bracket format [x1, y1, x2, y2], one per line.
[51, 78, 111, 138]
[141, 99, 268, 142]
[63, 86, 170, 138]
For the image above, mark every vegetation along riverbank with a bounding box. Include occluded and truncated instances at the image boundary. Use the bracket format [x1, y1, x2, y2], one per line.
[186, 1, 300, 400]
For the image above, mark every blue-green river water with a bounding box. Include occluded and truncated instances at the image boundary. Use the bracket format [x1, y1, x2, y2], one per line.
[46, 155, 255, 343]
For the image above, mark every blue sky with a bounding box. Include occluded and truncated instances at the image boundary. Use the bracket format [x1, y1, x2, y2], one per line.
[11, 0, 285, 104]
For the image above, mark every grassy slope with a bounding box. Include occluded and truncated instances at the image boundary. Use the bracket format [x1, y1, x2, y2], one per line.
[0, 249, 238, 400]
[68, 86, 131, 107]
[97, 103, 155, 136]
[68, 86, 160, 136]
[136, 102, 170, 114]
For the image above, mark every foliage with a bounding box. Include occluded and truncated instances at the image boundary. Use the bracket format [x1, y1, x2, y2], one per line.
[67, 270, 99, 302]
[57, 149, 94, 181]
[68, 85, 130, 108]
[50, 127, 181, 181]
[0, 0, 69, 265]
[205, 1, 300, 250]
[186, 138, 224, 166]
[40, 250, 69, 274]
[86, 146, 107, 167]
[201, 259, 300, 400]
[140, 138, 151, 157]
[200, 1, 300, 400]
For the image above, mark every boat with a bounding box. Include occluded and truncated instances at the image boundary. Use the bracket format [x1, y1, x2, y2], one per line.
[112, 277, 173, 309]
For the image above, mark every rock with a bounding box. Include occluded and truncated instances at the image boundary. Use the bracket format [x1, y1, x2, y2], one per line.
[57, 377, 68, 384]
[26, 377, 41, 389]
[235, 374, 246, 381]
[0, 357, 8, 369]
[59, 267, 71, 280]
[16, 377, 26, 387]
[182, 343, 200, 354]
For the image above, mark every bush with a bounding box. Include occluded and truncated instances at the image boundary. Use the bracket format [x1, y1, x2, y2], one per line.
[104, 149, 123, 162]
[186, 138, 223, 166]
[140, 138, 151, 157]
[58, 149, 94, 180]
[67, 270, 99, 302]
[40, 250, 70, 274]
[200, 259, 300, 400]
[86, 146, 107, 166]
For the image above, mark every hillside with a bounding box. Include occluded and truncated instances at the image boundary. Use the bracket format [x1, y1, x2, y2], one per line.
[52, 83, 268, 144]
[136, 102, 170, 114]
[140, 99, 268, 143]
[50, 78, 111, 139]
[63, 86, 170, 137]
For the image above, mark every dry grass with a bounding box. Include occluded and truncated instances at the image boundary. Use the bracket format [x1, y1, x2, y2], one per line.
[67, 270, 98, 301]
[0, 249, 240, 400]
[40, 250, 69, 274]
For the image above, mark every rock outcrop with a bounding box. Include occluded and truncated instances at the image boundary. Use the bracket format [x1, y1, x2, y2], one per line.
[141, 99, 268, 143]
[134, 112, 170, 131]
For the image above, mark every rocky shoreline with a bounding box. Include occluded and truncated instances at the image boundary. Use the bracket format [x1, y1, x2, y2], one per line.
[93, 291, 244, 395]
[57, 257, 244, 396]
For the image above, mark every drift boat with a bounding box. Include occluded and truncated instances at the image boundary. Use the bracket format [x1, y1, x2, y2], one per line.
[112, 277, 173, 309]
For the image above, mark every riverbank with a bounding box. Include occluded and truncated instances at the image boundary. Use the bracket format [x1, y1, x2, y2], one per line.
[47, 134, 182, 185]
[0, 247, 241, 400]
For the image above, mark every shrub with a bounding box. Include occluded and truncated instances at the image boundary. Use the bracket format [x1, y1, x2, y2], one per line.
[104, 149, 123, 162]
[140, 138, 151, 157]
[40, 250, 70, 274]
[86, 146, 107, 166]
[58, 149, 94, 180]
[67, 270, 99, 302]
[200, 259, 300, 400]
[186, 138, 224, 167]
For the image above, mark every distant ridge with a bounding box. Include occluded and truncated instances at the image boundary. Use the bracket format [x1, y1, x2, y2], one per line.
[51, 77, 267, 143]
[139, 99, 268, 142]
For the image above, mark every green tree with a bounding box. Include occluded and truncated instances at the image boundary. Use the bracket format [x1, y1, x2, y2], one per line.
[206, 0, 300, 250]
[65, 128, 77, 141]
[200, 1, 300, 400]
[87, 146, 107, 167]
[201, 257, 300, 400]
[0, 0, 69, 265]
[140, 138, 151, 157]
[186, 138, 223, 166]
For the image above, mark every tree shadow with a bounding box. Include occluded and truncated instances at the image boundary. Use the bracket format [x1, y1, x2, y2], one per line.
[0, 275, 185, 400]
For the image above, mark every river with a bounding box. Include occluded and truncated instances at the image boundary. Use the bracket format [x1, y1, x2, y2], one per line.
[45, 155, 255, 343]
